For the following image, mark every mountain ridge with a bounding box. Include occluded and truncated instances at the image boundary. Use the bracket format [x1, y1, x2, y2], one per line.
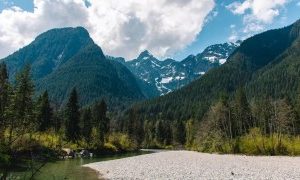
[125, 19, 300, 121]
[109, 41, 240, 95]
[1, 27, 146, 108]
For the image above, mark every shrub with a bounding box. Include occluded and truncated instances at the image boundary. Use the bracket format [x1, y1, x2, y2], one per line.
[108, 133, 137, 151]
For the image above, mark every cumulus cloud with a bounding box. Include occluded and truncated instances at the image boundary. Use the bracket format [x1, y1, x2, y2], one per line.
[227, 0, 288, 33]
[0, 0, 215, 60]
[228, 24, 239, 42]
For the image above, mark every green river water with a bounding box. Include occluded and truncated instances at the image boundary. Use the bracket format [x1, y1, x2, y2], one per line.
[9, 151, 149, 180]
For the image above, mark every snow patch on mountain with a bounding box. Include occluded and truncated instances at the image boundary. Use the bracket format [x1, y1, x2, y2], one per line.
[109, 41, 241, 96]
[161, 77, 173, 84]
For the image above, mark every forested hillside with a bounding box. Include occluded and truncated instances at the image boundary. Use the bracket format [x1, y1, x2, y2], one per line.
[35, 44, 144, 107]
[1, 27, 145, 108]
[2, 27, 92, 80]
[246, 22, 300, 99]
[126, 20, 300, 121]
[118, 20, 300, 154]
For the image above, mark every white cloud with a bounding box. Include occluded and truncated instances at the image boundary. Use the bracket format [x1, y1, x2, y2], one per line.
[227, 0, 288, 33]
[0, 0, 215, 60]
[228, 34, 238, 42]
[228, 24, 238, 42]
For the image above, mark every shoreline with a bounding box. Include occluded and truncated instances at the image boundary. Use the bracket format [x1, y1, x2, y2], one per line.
[83, 150, 300, 179]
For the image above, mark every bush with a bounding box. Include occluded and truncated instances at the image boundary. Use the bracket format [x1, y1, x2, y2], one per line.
[192, 127, 300, 155]
[193, 129, 232, 153]
[104, 143, 118, 152]
[108, 133, 137, 151]
[238, 128, 300, 155]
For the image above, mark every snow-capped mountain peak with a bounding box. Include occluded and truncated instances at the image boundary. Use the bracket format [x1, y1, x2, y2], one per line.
[109, 41, 241, 96]
[200, 42, 241, 64]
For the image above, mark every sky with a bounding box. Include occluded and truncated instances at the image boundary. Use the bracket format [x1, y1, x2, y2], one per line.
[0, 0, 300, 61]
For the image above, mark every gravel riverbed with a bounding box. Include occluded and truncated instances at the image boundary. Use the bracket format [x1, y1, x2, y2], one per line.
[83, 151, 300, 179]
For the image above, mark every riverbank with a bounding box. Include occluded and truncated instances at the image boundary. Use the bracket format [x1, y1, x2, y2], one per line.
[84, 150, 300, 179]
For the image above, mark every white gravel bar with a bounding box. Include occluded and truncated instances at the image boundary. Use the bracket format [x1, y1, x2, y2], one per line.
[83, 151, 300, 180]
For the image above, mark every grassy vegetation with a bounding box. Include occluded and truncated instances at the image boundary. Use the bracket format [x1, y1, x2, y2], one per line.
[190, 128, 300, 156]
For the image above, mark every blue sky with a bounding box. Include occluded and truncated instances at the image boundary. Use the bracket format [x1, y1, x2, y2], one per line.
[175, 0, 300, 59]
[0, 0, 300, 60]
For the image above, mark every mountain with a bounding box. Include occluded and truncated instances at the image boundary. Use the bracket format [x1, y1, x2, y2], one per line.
[109, 42, 240, 95]
[1, 27, 145, 107]
[126, 50, 191, 95]
[3, 27, 93, 80]
[181, 41, 241, 72]
[106, 55, 160, 98]
[126, 19, 300, 121]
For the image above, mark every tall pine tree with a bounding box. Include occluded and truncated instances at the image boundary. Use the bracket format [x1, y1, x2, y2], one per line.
[127, 107, 143, 145]
[36, 91, 53, 131]
[65, 88, 80, 142]
[81, 108, 92, 143]
[93, 99, 110, 146]
[12, 65, 35, 130]
[233, 87, 251, 136]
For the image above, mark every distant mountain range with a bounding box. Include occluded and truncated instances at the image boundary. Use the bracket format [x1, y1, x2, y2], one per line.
[127, 19, 300, 121]
[108, 41, 240, 95]
[0, 26, 240, 107]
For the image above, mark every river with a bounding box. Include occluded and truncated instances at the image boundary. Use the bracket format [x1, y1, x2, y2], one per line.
[10, 151, 149, 179]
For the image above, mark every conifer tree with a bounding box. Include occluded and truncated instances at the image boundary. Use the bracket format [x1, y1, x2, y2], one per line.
[143, 120, 155, 147]
[173, 120, 186, 145]
[10, 65, 35, 131]
[65, 88, 80, 142]
[37, 91, 53, 131]
[232, 87, 251, 136]
[126, 107, 144, 145]
[155, 120, 165, 144]
[82, 108, 92, 143]
[93, 99, 110, 146]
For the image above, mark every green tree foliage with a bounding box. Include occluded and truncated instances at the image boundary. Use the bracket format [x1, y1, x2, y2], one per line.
[65, 88, 81, 142]
[232, 88, 251, 136]
[36, 91, 53, 131]
[0, 65, 43, 179]
[81, 108, 92, 143]
[0, 63, 9, 139]
[272, 99, 296, 136]
[126, 108, 144, 145]
[93, 99, 110, 147]
[143, 120, 156, 147]
[5, 65, 36, 135]
[173, 120, 186, 145]
[251, 97, 273, 135]
[140, 119, 173, 148]
[185, 120, 196, 148]
[155, 120, 165, 144]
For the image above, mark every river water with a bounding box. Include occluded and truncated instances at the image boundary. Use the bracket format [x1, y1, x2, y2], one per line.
[10, 151, 149, 179]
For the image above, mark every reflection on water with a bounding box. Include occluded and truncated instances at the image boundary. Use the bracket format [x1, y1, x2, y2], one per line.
[10, 151, 149, 180]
